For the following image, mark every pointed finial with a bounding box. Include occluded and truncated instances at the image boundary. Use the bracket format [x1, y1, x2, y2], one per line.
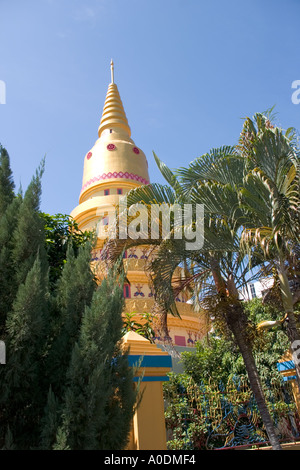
[110, 59, 114, 84]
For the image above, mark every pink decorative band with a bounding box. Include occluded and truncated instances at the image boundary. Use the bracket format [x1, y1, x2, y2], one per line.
[81, 171, 149, 192]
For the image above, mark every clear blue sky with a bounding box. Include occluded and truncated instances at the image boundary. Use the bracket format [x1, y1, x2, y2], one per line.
[1, 0, 300, 215]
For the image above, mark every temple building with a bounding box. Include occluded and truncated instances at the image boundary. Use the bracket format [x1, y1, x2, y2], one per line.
[71, 61, 206, 354]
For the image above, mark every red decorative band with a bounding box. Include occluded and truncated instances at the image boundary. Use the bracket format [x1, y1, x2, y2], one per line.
[81, 172, 149, 192]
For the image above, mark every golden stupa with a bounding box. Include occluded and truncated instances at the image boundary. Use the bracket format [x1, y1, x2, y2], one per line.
[71, 61, 206, 352]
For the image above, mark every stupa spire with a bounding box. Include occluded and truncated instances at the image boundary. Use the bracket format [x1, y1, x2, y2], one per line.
[110, 59, 114, 84]
[98, 60, 131, 138]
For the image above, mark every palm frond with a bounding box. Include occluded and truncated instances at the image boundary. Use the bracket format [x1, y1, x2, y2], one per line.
[176, 146, 241, 195]
[153, 152, 183, 196]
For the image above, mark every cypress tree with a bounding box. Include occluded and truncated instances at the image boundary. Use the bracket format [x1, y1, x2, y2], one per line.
[0, 255, 49, 448]
[12, 160, 46, 286]
[55, 268, 137, 450]
[40, 242, 96, 448]
[46, 242, 96, 397]
[0, 195, 22, 333]
[0, 146, 19, 331]
[39, 386, 60, 450]
[0, 145, 15, 218]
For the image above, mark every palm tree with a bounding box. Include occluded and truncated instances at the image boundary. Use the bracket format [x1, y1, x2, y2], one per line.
[102, 149, 282, 449]
[238, 113, 300, 386]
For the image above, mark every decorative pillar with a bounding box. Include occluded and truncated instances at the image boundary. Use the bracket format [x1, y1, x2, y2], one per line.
[122, 331, 172, 450]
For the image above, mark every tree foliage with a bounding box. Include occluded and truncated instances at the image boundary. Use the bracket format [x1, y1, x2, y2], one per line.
[40, 212, 92, 289]
[181, 298, 289, 385]
[0, 146, 137, 450]
[55, 267, 136, 450]
[0, 145, 15, 217]
[164, 299, 293, 450]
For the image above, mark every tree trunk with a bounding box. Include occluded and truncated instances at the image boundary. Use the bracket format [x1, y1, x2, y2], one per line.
[210, 257, 282, 449]
[228, 311, 282, 450]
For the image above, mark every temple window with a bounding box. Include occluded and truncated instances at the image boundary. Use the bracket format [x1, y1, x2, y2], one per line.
[123, 284, 131, 298]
